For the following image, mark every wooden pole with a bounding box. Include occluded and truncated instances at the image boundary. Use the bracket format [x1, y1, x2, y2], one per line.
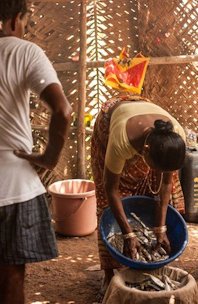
[39, 0, 79, 2]
[77, 0, 87, 179]
[53, 54, 198, 71]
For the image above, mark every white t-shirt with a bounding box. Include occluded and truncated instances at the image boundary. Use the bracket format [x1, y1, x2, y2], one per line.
[0, 37, 61, 206]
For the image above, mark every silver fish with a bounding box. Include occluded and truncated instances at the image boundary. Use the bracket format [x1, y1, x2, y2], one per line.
[143, 273, 165, 289]
[125, 273, 187, 292]
[107, 211, 170, 263]
[130, 212, 148, 229]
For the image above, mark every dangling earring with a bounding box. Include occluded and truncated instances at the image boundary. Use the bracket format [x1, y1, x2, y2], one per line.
[143, 131, 151, 148]
[142, 132, 150, 158]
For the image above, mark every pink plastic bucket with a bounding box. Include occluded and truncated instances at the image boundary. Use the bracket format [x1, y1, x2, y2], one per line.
[48, 179, 97, 236]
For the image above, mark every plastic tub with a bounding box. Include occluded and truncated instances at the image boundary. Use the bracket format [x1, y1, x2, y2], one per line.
[100, 195, 188, 270]
[48, 179, 97, 236]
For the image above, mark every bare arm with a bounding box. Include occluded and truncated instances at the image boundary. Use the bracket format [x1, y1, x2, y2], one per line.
[155, 171, 173, 226]
[154, 171, 173, 253]
[104, 166, 132, 234]
[104, 166, 140, 258]
[15, 83, 72, 169]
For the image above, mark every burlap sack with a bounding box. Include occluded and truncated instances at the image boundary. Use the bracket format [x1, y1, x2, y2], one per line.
[102, 266, 198, 304]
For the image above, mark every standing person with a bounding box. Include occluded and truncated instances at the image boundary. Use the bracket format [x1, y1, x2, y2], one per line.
[91, 94, 186, 299]
[0, 1, 72, 303]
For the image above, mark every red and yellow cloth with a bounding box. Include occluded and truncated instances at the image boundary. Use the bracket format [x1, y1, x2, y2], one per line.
[104, 48, 150, 94]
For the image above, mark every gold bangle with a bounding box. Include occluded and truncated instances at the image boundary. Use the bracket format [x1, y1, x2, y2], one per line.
[153, 225, 167, 234]
[123, 232, 136, 240]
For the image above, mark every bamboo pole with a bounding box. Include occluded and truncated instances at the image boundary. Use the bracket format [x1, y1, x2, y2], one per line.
[150, 54, 198, 65]
[76, 0, 87, 179]
[39, 0, 81, 3]
[32, 125, 93, 135]
[93, 0, 100, 113]
[34, 53, 198, 134]
[53, 54, 198, 71]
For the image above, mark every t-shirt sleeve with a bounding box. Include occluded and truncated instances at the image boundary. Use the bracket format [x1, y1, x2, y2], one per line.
[105, 135, 126, 174]
[25, 43, 61, 96]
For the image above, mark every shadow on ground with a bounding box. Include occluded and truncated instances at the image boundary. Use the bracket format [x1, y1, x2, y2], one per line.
[25, 224, 198, 304]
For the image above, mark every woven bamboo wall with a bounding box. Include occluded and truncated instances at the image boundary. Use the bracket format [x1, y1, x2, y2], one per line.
[28, 0, 198, 186]
[138, 0, 198, 130]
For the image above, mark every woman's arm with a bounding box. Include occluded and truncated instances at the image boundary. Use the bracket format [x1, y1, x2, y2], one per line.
[103, 166, 140, 258]
[155, 171, 173, 227]
[154, 171, 173, 253]
[104, 166, 132, 234]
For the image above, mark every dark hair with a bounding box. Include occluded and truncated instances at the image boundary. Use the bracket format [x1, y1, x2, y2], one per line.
[147, 120, 186, 171]
[0, 0, 27, 28]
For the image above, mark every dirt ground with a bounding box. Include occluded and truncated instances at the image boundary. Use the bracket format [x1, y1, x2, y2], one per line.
[25, 224, 198, 304]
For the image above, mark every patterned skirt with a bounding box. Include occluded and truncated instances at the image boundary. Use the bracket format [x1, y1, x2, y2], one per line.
[91, 94, 185, 270]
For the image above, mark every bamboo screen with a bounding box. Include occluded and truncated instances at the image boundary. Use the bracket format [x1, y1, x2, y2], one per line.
[27, 0, 198, 186]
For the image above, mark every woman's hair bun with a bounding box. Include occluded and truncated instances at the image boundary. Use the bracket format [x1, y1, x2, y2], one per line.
[154, 119, 173, 134]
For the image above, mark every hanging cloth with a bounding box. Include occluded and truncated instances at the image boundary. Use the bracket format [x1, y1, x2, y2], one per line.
[104, 48, 150, 94]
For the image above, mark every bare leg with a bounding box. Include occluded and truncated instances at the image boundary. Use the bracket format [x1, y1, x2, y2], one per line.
[0, 264, 25, 304]
[102, 269, 114, 291]
[97, 269, 114, 303]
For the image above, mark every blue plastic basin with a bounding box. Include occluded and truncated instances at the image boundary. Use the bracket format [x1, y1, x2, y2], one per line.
[99, 195, 188, 270]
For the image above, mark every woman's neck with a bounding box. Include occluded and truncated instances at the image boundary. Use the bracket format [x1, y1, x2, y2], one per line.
[126, 118, 152, 153]
[135, 128, 152, 154]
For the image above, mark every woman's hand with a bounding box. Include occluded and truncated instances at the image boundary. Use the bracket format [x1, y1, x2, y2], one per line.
[155, 232, 171, 254]
[123, 237, 141, 259]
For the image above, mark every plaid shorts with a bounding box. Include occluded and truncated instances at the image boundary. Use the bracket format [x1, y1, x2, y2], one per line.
[0, 194, 58, 265]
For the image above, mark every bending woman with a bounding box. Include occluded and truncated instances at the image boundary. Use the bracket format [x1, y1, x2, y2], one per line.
[91, 94, 186, 294]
